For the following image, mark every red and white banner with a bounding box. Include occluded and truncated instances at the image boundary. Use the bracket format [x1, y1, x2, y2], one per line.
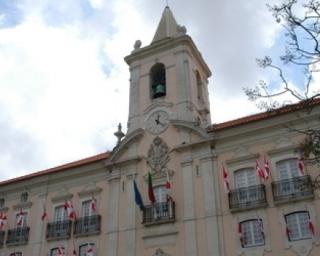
[57, 246, 64, 256]
[0, 212, 7, 229]
[263, 156, 271, 179]
[64, 201, 76, 220]
[256, 160, 266, 181]
[222, 166, 230, 193]
[90, 198, 97, 215]
[86, 244, 94, 256]
[309, 220, 315, 236]
[238, 223, 245, 246]
[298, 158, 305, 176]
[16, 210, 25, 227]
[165, 171, 172, 189]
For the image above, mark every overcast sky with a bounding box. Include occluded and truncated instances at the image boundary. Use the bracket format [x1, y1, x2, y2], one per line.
[0, 0, 310, 180]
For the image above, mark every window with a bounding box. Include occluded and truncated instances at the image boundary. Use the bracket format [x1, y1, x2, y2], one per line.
[154, 186, 167, 203]
[241, 219, 265, 248]
[196, 71, 204, 103]
[20, 192, 28, 203]
[54, 205, 67, 222]
[82, 200, 92, 217]
[150, 63, 166, 99]
[50, 247, 65, 256]
[277, 158, 300, 180]
[234, 168, 257, 188]
[79, 243, 96, 256]
[0, 198, 4, 208]
[285, 211, 312, 241]
[10, 253, 22, 256]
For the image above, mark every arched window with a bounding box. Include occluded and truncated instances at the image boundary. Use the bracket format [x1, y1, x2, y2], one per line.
[285, 211, 312, 241]
[79, 243, 96, 256]
[276, 158, 300, 180]
[239, 219, 265, 248]
[150, 63, 166, 99]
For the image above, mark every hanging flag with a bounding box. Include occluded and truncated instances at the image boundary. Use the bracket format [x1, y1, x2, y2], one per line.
[57, 246, 64, 256]
[16, 209, 25, 227]
[148, 172, 156, 204]
[86, 244, 94, 256]
[41, 205, 48, 221]
[298, 158, 305, 176]
[309, 220, 315, 236]
[165, 171, 172, 189]
[286, 226, 291, 239]
[64, 201, 76, 220]
[238, 223, 245, 247]
[263, 156, 270, 179]
[256, 160, 265, 180]
[133, 180, 144, 210]
[222, 166, 230, 193]
[72, 249, 77, 256]
[257, 218, 264, 237]
[89, 197, 97, 215]
[0, 212, 7, 229]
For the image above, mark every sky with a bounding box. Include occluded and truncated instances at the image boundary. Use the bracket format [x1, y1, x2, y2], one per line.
[0, 0, 314, 180]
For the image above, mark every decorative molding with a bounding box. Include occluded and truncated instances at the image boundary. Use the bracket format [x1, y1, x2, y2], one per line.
[78, 182, 102, 197]
[153, 248, 171, 256]
[181, 156, 193, 167]
[13, 201, 33, 210]
[226, 153, 259, 167]
[106, 169, 121, 182]
[171, 120, 209, 139]
[144, 101, 174, 114]
[267, 145, 297, 156]
[147, 137, 170, 173]
[51, 188, 73, 203]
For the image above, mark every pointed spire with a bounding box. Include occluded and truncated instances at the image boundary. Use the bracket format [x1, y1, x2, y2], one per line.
[152, 6, 183, 43]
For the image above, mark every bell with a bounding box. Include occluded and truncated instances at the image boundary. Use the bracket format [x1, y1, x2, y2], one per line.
[153, 84, 166, 98]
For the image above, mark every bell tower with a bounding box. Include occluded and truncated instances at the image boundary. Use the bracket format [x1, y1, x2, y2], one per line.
[124, 6, 212, 135]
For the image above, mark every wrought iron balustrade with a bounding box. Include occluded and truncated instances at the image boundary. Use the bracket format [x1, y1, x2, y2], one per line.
[0, 230, 5, 247]
[272, 175, 314, 203]
[46, 220, 71, 240]
[142, 201, 175, 225]
[74, 215, 101, 236]
[228, 184, 267, 211]
[6, 227, 29, 245]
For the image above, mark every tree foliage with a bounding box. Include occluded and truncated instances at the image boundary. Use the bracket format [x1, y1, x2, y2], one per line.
[244, 0, 320, 167]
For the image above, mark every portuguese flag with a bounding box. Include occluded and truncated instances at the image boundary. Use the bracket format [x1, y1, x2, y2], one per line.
[148, 172, 156, 204]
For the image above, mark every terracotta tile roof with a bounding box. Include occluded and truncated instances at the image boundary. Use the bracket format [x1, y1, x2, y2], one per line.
[208, 98, 320, 132]
[0, 152, 110, 186]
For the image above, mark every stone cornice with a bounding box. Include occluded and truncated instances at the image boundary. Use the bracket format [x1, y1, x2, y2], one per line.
[13, 201, 33, 210]
[226, 153, 260, 167]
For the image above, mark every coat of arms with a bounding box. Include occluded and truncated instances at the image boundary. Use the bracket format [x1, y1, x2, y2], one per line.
[147, 137, 170, 173]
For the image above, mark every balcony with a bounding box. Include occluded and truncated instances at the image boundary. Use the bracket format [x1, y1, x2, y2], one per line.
[6, 227, 29, 246]
[228, 184, 267, 212]
[46, 220, 72, 240]
[74, 215, 101, 237]
[272, 175, 314, 204]
[0, 230, 5, 247]
[142, 201, 175, 226]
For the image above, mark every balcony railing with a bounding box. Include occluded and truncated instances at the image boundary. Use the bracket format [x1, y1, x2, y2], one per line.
[272, 175, 314, 203]
[0, 230, 5, 247]
[6, 227, 29, 246]
[74, 215, 101, 236]
[228, 184, 267, 212]
[46, 220, 72, 240]
[142, 201, 175, 225]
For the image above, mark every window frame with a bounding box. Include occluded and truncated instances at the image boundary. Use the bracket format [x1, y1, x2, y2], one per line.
[285, 211, 312, 241]
[79, 243, 96, 256]
[240, 219, 265, 248]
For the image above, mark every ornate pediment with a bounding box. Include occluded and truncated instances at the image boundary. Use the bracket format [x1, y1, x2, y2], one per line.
[153, 248, 171, 256]
[147, 137, 170, 173]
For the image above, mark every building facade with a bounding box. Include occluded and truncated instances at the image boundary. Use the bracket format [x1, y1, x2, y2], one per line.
[0, 6, 320, 256]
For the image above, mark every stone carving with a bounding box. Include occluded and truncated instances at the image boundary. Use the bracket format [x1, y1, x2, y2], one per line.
[147, 137, 170, 173]
[153, 248, 171, 256]
[134, 40, 142, 50]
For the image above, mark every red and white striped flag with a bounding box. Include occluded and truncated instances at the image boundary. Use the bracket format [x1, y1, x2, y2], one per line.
[64, 201, 76, 220]
[57, 246, 64, 256]
[16, 210, 25, 227]
[90, 197, 97, 215]
[0, 212, 7, 229]
[263, 156, 271, 179]
[165, 171, 172, 189]
[286, 226, 291, 239]
[222, 166, 230, 193]
[309, 220, 315, 236]
[256, 160, 266, 180]
[298, 158, 305, 176]
[86, 244, 94, 256]
[238, 223, 245, 246]
[41, 206, 48, 221]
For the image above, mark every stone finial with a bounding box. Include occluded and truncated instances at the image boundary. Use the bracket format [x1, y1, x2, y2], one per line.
[114, 123, 125, 145]
[134, 40, 142, 50]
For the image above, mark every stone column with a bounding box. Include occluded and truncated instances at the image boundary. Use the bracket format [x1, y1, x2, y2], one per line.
[200, 153, 224, 256]
[127, 65, 140, 134]
[32, 193, 47, 255]
[181, 155, 198, 256]
[126, 173, 136, 256]
[106, 170, 121, 256]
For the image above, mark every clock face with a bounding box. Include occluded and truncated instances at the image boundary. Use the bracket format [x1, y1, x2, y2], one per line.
[145, 110, 169, 134]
